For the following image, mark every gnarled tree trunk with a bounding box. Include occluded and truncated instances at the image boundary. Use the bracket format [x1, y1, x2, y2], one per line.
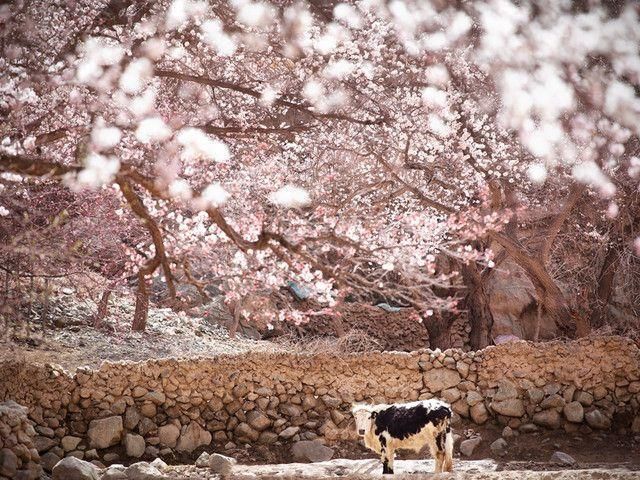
[461, 262, 494, 350]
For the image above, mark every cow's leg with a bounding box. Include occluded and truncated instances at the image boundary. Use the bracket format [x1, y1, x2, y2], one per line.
[442, 426, 454, 472]
[379, 435, 394, 474]
[426, 435, 442, 473]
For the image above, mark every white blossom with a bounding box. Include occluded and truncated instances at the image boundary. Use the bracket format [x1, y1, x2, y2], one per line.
[176, 128, 230, 162]
[421, 87, 448, 109]
[91, 121, 122, 151]
[0, 206, 9, 216]
[269, 185, 311, 208]
[168, 178, 193, 201]
[572, 162, 616, 197]
[199, 183, 230, 208]
[333, 3, 363, 29]
[236, 1, 276, 28]
[120, 58, 153, 95]
[527, 163, 547, 184]
[201, 20, 236, 56]
[135, 117, 172, 144]
[76, 153, 120, 189]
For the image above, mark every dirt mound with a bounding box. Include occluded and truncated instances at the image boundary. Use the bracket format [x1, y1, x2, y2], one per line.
[285, 301, 429, 352]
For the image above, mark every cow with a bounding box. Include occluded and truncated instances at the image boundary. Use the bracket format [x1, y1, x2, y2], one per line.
[351, 399, 454, 475]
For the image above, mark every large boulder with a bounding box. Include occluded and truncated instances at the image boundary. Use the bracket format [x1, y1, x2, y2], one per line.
[423, 368, 461, 392]
[209, 453, 237, 475]
[125, 461, 171, 480]
[491, 399, 525, 417]
[459, 437, 481, 457]
[158, 424, 180, 448]
[176, 422, 211, 452]
[87, 416, 123, 449]
[124, 433, 146, 458]
[51, 457, 100, 480]
[291, 440, 334, 463]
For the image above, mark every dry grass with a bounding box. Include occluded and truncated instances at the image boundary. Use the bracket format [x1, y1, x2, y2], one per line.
[272, 329, 382, 355]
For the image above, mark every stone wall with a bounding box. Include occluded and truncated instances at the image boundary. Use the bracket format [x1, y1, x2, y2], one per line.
[0, 401, 43, 480]
[1, 336, 639, 469]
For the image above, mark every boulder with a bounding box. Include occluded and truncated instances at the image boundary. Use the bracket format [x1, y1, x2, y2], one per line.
[209, 453, 237, 475]
[34, 435, 58, 453]
[124, 434, 145, 458]
[176, 422, 211, 452]
[459, 437, 481, 457]
[246, 411, 271, 431]
[279, 426, 300, 439]
[493, 380, 518, 402]
[527, 388, 545, 405]
[234, 422, 260, 442]
[158, 424, 180, 448]
[51, 456, 100, 480]
[124, 407, 142, 430]
[466, 391, 483, 407]
[423, 368, 461, 392]
[0, 448, 18, 478]
[195, 452, 210, 467]
[61, 435, 82, 452]
[150, 458, 168, 470]
[41, 451, 62, 472]
[125, 461, 171, 480]
[101, 464, 127, 480]
[563, 402, 584, 423]
[291, 440, 334, 463]
[550, 451, 576, 466]
[490, 438, 507, 456]
[540, 394, 565, 409]
[585, 410, 611, 430]
[87, 416, 123, 449]
[533, 410, 561, 429]
[470, 402, 489, 425]
[574, 391, 594, 407]
[491, 399, 525, 417]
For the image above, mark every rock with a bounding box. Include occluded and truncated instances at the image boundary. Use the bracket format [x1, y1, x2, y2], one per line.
[423, 368, 461, 392]
[137, 418, 157, 437]
[145, 392, 166, 405]
[466, 391, 483, 407]
[502, 426, 514, 438]
[563, 402, 584, 423]
[158, 424, 180, 448]
[0, 448, 19, 478]
[574, 391, 594, 407]
[550, 451, 576, 466]
[124, 433, 145, 458]
[140, 404, 157, 418]
[490, 438, 508, 456]
[527, 388, 545, 405]
[519, 423, 539, 433]
[85, 449, 99, 461]
[68, 450, 85, 460]
[195, 452, 210, 467]
[87, 416, 123, 449]
[150, 458, 168, 470]
[291, 440, 334, 462]
[235, 422, 260, 442]
[533, 410, 562, 429]
[258, 431, 278, 444]
[442, 388, 462, 404]
[491, 398, 525, 417]
[41, 451, 62, 472]
[631, 416, 640, 434]
[124, 407, 141, 430]
[459, 437, 481, 457]
[494, 380, 518, 401]
[280, 404, 303, 417]
[145, 446, 160, 458]
[103, 453, 120, 463]
[37, 426, 55, 438]
[540, 394, 565, 409]
[279, 426, 300, 439]
[101, 464, 127, 480]
[176, 422, 212, 452]
[62, 435, 82, 452]
[52, 456, 100, 480]
[470, 402, 489, 425]
[125, 461, 171, 480]
[246, 411, 271, 431]
[585, 410, 611, 430]
[34, 435, 58, 453]
[209, 453, 237, 475]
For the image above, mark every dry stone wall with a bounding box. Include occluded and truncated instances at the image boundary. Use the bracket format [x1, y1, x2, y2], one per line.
[1, 336, 639, 469]
[0, 401, 43, 480]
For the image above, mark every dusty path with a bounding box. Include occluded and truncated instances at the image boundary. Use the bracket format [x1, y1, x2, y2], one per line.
[158, 459, 640, 479]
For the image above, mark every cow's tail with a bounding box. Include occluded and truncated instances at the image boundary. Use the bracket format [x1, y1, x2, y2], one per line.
[442, 416, 454, 472]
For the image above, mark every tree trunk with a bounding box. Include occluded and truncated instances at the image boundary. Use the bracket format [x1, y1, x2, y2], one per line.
[461, 263, 494, 350]
[424, 313, 453, 350]
[132, 273, 150, 331]
[590, 239, 620, 329]
[95, 289, 112, 328]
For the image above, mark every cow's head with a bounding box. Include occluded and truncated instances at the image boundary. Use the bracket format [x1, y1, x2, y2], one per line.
[351, 404, 377, 437]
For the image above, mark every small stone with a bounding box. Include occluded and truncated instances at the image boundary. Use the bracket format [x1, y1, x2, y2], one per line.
[246, 411, 271, 431]
[550, 451, 576, 466]
[85, 449, 99, 461]
[502, 426, 514, 438]
[0, 448, 19, 477]
[124, 407, 141, 430]
[494, 380, 518, 401]
[140, 404, 156, 418]
[470, 402, 489, 425]
[34, 435, 58, 453]
[52, 456, 100, 480]
[541, 394, 565, 409]
[103, 453, 120, 463]
[150, 458, 168, 470]
[466, 391, 483, 407]
[527, 388, 545, 405]
[41, 451, 62, 472]
[491, 399, 525, 417]
[101, 464, 127, 480]
[68, 450, 85, 459]
[490, 438, 508, 456]
[124, 433, 145, 458]
[533, 410, 562, 429]
[125, 461, 171, 480]
[145, 391, 166, 405]
[209, 453, 237, 475]
[519, 423, 539, 433]
[234, 422, 259, 442]
[291, 440, 334, 462]
[574, 391, 594, 407]
[460, 437, 481, 457]
[175, 422, 212, 452]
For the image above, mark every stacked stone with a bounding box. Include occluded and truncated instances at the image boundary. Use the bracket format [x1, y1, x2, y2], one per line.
[448, 316, 472, 351]
[0, 401, 42, 480]
[0, 335, 638, 467]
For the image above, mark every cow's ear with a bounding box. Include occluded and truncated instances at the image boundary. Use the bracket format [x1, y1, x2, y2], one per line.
[370, 411, 378, 419]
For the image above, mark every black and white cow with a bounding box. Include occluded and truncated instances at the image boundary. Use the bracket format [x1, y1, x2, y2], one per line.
[352, 399, 454, 475]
